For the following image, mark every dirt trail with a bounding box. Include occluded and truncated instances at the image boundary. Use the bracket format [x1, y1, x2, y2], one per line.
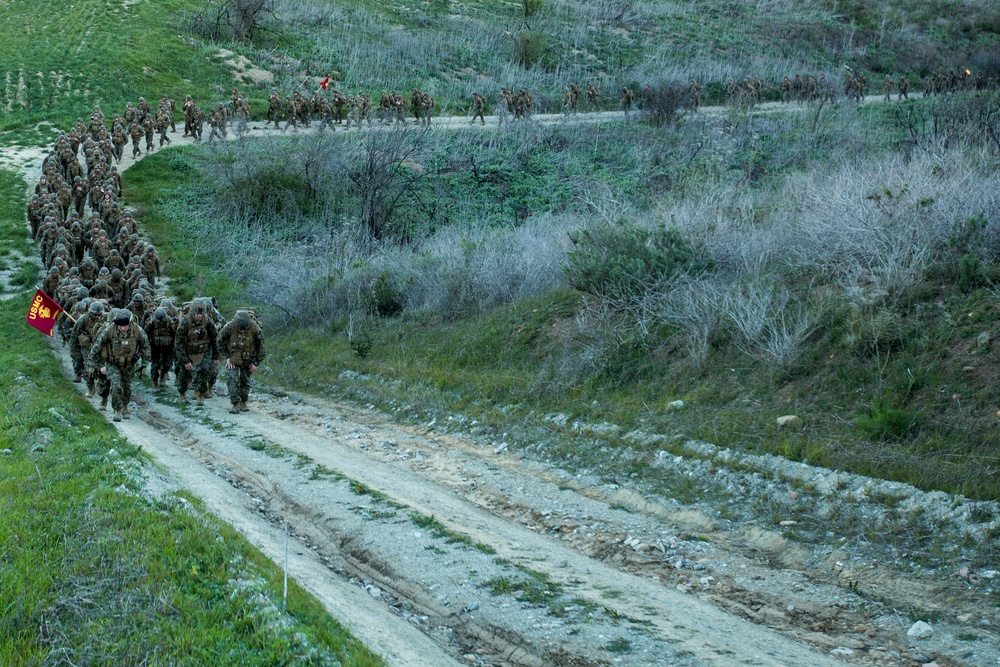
[9, 99, 1000, 666]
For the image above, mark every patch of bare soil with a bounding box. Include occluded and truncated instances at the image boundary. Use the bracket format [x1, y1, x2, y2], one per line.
[18, 101, 1000, 666]
[217, 48, 275, 87]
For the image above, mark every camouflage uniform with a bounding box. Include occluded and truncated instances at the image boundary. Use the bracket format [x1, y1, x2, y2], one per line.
[332, 90, 347, 124]
[621, 87, 636, 117]
[282, 96, 298, 132]
[182, 96, 196, 137]
[88, 309, 150, 421]
[345, 96, 359, 129]
[140, 245, 161, 285]
[266, 90, 282, 126]
[218, 310, 266, 413]
[208, 106, 228, 142]
[419, 92, 434, 127]
[174, 300, 219, 401]
[129, 121, 143, 157]
[142, 114, 155, 152]
[144, 307, 176, 390]
[156, 110, 172, 146]
[471, 92, 486, 125]
[71, 301, 106, 391]
[359, 93, 374, 126]
[128, 293, 150, 329]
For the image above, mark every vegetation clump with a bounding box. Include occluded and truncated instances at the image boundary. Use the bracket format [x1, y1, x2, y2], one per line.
[564, 219, 709, 302]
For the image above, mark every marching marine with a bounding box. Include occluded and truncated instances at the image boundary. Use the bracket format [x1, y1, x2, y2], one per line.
[70, 299, 106, 389]
[174, 298, 219, 402]
[144, 307, 177, 390]
[88, 308, 151, 422]
[218, 309, 266, 413]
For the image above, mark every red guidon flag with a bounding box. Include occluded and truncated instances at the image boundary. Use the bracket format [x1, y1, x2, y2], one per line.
[320, 75, 330, 91]
[26, 289, 64, 337]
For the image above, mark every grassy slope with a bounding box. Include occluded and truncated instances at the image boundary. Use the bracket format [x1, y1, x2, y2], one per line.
[0, 0, 243, 135]
[0, 271, 381, 665]
[0, 1, 383, 663]
[239, 0, 1000, 110]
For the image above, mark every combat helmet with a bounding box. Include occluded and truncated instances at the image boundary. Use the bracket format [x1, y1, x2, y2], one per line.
[234, 310, 252, 331]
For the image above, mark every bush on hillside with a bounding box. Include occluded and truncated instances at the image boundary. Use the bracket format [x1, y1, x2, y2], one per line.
[857, 399, 919, 442]
[186, 0, 279, 42]
[514, 30, 550, 69]
[564, 219, 709, 303]
[640, 80, 690, 126]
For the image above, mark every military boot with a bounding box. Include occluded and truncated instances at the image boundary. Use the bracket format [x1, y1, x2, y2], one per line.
[122, 408, 130, 420]
[229, 402, 242, 414]
[178, 390, 187, 402]
[100, 396, 107, 410]
[113, 410, 122, 422]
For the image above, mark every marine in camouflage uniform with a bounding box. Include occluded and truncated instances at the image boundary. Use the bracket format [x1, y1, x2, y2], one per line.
[496, 88, 511, 126]
[282, 95, 298, 132]
[129, 120, 144, 157]
[174, 299, 219, 402]
[621, 87, 636, 117]
[419, 92, 434, 127]
[144, 307, 176, 390]
[156, 109, 172, 146]
[359, 93, 374, 126]
[88, 309, 150, 421]
[345, 96, 359, 129]
[141, 244, 161, 285]
[142, 113, 155, 152]
[208, 107, 227, 142]
[265, 90, 282, 126]
[218, 310, 266, 413]
[182, 95, 197, 137]
[71, 300, 107, 390]
[471, 92, 486, 125]
[331, 90, 347, 124]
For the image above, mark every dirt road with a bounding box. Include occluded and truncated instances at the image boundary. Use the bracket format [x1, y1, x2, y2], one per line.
[9, 102, 1000, 666]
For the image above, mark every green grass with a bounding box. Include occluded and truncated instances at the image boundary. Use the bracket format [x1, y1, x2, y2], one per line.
[484, 571, 562, 604]
[409, 512, 496, 554]
[0, 295, 382, 666]
[0, 0, 245, 134]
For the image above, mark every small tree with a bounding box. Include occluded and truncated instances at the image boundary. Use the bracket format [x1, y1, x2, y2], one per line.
[347, 129, 427, 244]
[640, 80, 690, 126]
[564, 219, 710, 302]
[188, 0, 278, 42]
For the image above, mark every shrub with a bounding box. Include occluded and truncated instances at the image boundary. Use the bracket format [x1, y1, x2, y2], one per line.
[365, 271, 404, 318]
[857, 399, 919, 441]
[564, 219, 708, 303]
[514, 30, 550, 69]
[640, 80, 691, 126]
[957, 253, 985, 292]
[185, 0, 279, 42]
[845, 307, 905, 357]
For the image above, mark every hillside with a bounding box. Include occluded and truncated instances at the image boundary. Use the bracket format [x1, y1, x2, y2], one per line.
[1, 0, 1000, 665]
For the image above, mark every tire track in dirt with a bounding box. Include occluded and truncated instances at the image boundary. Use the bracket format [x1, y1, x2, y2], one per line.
[95, 373, 845, 666]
